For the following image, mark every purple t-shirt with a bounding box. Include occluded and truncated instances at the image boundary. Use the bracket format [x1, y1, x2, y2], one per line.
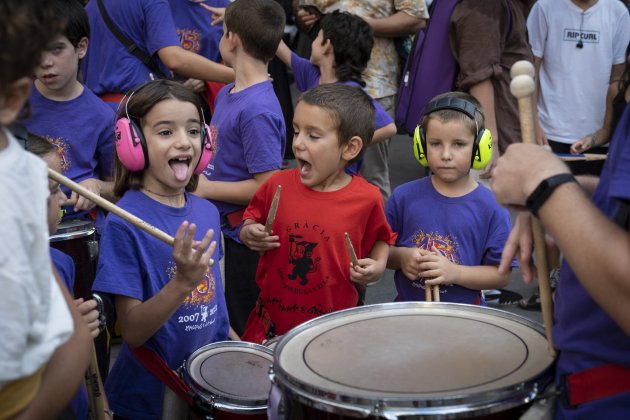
[92, 190, 229, 419]
[553, 104, 630, 418]
[25, 85, 115, 225]
[386, 177, 514, 305]
[82, 0, 181, 95]
[290, 52, 393, 174]
[50, 248, 89, 420]
[169, 0, 229, 63]
[202, 81, 285, 241]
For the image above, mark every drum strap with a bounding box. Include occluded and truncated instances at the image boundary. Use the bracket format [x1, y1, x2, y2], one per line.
[132, 347, 194, 407]
[563, 363, 630, 407]
[254, 297, 276, 340]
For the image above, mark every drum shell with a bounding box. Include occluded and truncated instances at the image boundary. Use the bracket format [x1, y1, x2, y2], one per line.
[50, 219, 98, 300]
[271, 302, 555, 419]
[182, 341, 273, 419]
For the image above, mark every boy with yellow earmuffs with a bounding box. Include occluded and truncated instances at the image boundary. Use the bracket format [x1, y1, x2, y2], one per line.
[385, 92, 515, 304]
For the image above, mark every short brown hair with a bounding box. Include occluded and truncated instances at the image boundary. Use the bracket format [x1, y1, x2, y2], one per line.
[297, 84, 375, 164]
[225, 0, 285, 63]
[0, 0, 62, 95]
[421, 92, 485, 139]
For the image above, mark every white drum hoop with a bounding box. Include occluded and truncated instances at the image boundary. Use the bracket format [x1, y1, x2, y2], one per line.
[271, 302, 555, 418]
[182, 341, 274, 415]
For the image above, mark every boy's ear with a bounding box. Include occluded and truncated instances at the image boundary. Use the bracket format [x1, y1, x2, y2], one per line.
[0, 77, 31, 126]
[77, 37, 88, 60]
[342, 135, 363, 161]
[225, 30, 240, 51]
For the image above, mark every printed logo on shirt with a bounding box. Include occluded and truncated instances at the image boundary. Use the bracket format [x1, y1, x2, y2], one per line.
[46, 136, 71, 172]
[286, 234, 319, 285]
[276, 223, 327, 293]
[166, 262, 220, 331]
[412, 230, 460, 292]
[177, 28, 202, 53]
[165, 262, 217, 308]
[564, 28, 599, 45]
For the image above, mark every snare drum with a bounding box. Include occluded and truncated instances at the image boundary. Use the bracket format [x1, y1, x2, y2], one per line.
[50, 219, 98, 299]
[263, 335, 282, 352]
[182, 341, 274, 419]
[271, 302, 555, 419]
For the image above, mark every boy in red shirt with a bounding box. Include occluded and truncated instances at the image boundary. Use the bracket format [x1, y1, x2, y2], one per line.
[239, 84, 396, 342]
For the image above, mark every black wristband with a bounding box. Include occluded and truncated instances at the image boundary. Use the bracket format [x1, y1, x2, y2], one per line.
[526, 173, 577, 217]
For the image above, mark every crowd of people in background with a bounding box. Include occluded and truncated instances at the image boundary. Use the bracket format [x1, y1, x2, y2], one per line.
[1, 0, 630, 418]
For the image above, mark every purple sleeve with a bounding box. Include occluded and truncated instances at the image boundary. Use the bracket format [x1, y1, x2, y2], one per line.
[373, 98, 394, 130]
[241, 113, 285, 174]
[291, 51, 321, 92]
[96, 107, 116, 179]
[143, 0, 181, 55]
[609, 106, 630, 202]
[482, 205, 515, 267]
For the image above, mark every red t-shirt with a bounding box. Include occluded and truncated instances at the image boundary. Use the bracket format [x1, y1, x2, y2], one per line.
[241, 170, 396, 342]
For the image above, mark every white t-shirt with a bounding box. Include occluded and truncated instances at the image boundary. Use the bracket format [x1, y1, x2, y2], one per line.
[528, 0, 630, 144]
[0, 129, 73, 388]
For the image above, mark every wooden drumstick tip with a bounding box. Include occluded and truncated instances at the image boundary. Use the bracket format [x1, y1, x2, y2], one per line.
[510, 60, 535, 79]
[510, 75, 536, 99]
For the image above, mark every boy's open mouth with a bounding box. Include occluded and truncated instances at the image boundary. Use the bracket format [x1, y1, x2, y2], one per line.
[297, 158, 312, 177]
[169, 157, 192, 182]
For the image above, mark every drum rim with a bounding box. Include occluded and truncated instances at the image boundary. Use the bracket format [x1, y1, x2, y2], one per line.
[183, 340, 273, 413]
[49, 219, 96, 242]
[272, 302, 554, 417]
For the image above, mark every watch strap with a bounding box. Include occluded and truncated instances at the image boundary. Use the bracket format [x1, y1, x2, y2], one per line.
[526, 173, 577, 217]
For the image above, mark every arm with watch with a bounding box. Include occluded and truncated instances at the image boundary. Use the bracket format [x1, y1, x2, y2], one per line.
[491, 143, 630, 334]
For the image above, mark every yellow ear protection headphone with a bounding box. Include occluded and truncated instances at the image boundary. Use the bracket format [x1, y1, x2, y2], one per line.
[413, 97, 493, 170]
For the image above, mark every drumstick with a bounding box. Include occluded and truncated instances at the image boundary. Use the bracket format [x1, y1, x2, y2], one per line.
[425, 284, 432, 302]
[264, 185, 281, 234]
[48, 168, 214, 265]
[344, 232, 359, 266]
[510, 67, 556, 357]
[85, 343, 107, 420]
[557, 153, 607, 162]
[432, 285, 440, 302]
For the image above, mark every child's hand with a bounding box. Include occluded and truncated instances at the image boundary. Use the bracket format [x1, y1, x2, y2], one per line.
[183, 78, 206, 93]
[71, 178, 101, 212]
[172, 221, 217, 291]
[200, 4, 225, 25]
[239, 222, 280, 253]
[74, 298, 101, 339]
[418, 246, 461, 286]
[398, 247, 423, 280]
[349, 257, 385, 286]
[570, 135, 594, 154]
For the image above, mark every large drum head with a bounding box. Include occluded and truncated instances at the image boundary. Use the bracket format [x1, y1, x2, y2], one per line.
[273, 302, 555, 418]
[185, 341, 273, 414]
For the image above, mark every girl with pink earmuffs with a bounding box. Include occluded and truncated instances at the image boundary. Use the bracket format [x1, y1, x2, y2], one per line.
[91, 79, 229, 419]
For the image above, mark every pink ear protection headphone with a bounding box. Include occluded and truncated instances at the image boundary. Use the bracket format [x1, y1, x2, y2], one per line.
[114, 84, 214, 174]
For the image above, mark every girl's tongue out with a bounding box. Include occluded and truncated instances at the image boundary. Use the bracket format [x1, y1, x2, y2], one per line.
[170, 159, 190, 182]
